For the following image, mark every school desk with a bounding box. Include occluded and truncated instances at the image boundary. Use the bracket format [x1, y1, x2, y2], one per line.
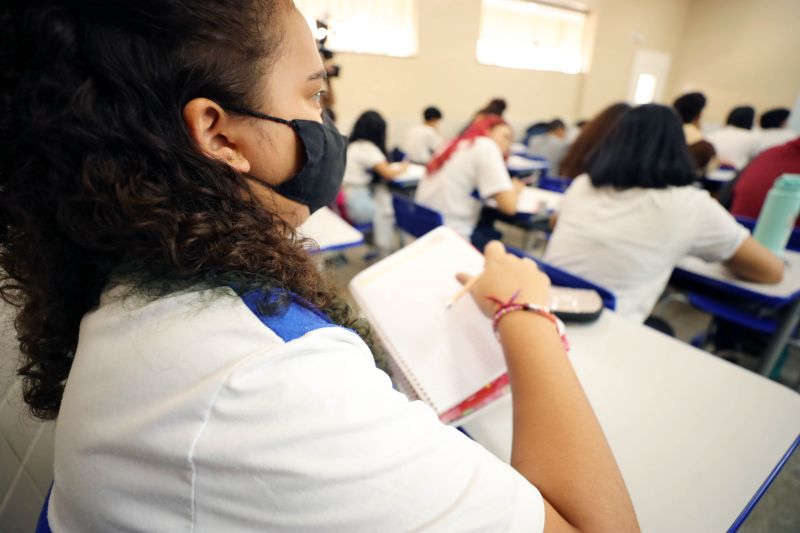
[459, 310, 800, 533]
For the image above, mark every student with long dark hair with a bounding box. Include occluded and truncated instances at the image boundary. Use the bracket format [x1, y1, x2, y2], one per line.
[559, 103, 630, 179]
[545, 104, 783, 323]
[1, 1, 638, 531]
[342, 109, 408, 250]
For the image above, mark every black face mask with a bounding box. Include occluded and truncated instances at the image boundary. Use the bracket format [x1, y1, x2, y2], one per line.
[224, 105, 347, 213]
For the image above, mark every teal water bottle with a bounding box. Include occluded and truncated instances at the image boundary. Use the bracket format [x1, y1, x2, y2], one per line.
[753, 174, 800, 257]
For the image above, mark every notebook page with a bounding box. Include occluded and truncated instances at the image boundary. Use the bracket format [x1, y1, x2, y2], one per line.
[350, 228, 506, 413]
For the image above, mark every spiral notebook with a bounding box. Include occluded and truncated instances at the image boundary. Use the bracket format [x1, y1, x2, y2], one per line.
[349, 227, 508, 423]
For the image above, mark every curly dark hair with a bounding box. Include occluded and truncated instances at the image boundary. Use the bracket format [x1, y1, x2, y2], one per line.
[0, 0, 371, 420]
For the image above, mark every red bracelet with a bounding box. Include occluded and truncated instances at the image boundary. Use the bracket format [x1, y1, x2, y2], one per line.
[487, 291, 570, 351]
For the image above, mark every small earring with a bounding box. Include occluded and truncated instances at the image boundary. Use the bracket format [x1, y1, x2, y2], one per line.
[227, 152, 242, 162]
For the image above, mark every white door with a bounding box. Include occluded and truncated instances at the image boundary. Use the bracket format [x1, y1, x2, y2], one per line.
[627, 49, 672, 105]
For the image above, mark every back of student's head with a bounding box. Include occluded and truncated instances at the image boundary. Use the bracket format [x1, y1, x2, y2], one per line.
[423, 106, 442, 122]
[350, 110, 387, 153]
[760, 108, 791, 129]
[673, 92, 707, 124]
[587, 104, 695, 190]
[547, 119, 566, 133]
[726, 106, 755, 130]
[560, 102, 631, 179]
[480, 98, 507, 117]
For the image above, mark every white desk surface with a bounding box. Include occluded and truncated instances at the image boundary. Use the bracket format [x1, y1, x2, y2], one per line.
[706, 168, 737, 182]
[511, 142, 528, 155]
[461, 311, 800, 533]
[389, 162, 426, 185]
[507, 154, 549, 172]
[676, 251, 800, 300]
[296, 207, 363, 252]
[515, 187, 563, 214]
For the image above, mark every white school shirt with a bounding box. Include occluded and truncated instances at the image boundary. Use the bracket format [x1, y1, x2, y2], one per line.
[707, 126, 760, 169]
[756, 128, 798, 155]
[415, 136, 513, 238]
[401, 123, 442, 164]
[544, 175, 749, 323]
[47, 285, 544, 532]
[343, 140, 386, 187]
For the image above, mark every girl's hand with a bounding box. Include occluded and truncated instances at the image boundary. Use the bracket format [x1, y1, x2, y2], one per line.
[456, 241, 550, 318]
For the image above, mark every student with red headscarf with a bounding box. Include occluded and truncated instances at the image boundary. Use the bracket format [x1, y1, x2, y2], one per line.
[415, 116, 523, 244]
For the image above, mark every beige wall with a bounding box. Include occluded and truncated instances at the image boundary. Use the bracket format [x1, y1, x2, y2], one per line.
[578, 0, 691, 117]
[667, 0, 800, 126]
[326, 0, 798, 144]
[328, 0, 691, 145]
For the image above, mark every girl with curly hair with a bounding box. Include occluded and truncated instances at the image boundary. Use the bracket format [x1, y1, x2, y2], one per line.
[1, 1, 636, 531]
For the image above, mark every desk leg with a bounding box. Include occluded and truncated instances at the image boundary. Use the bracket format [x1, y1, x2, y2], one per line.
[759, 298, 800, 378]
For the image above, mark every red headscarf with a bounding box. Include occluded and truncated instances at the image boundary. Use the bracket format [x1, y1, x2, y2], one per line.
[426, 115, 507, 175]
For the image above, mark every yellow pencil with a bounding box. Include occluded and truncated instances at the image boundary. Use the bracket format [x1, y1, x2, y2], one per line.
[444, 276, 479, 309]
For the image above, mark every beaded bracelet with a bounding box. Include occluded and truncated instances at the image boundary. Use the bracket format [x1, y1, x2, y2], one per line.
[487, 291, 570, 351]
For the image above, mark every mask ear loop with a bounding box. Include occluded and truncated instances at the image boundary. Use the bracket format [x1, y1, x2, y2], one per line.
[223, 104, 294, 128]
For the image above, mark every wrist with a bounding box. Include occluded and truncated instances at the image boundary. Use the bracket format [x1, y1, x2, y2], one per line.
[493, 302, 570, 352]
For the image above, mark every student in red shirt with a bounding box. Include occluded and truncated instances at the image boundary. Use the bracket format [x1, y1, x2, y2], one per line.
[730, 137, 800, 226]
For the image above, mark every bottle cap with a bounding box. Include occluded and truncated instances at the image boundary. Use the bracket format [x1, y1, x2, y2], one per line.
[776, 174, 800, 192]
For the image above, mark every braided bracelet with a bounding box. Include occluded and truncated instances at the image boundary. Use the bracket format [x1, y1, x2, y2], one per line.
[487, 291, 570, 351]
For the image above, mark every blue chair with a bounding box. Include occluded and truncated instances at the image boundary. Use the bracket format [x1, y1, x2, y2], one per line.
[538, 175, 571, 193]
[505, 246, 617, 310]
[392, 195, 444, 242]
[734, 215, 800, 252]
[389, 147, 407, 163]
[36, 484, 53, 533]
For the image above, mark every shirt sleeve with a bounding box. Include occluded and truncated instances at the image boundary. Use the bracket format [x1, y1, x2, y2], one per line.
[688, 190, 750, 262]
[192, 327, 544, 532]
[360, 142, 388, 170]
[474, 138, 514, 199]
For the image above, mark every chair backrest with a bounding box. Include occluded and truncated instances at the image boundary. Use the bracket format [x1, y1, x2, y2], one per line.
[538, 175, 571, 193]
[36, 484, 53, 533]
[391, 195, 444, 238]
[734, 215, 800, 252]
[506, 246, 617, 310]
[390, 147, 407, 163]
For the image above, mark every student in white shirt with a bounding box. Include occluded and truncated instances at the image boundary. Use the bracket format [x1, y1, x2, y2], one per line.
[415, 115, 524, 245]
[707, 106, 761, 169]
[546, 104, 783, 324]
[401, 105, 443, 164]
[342, 110, 408, 251]
[673, 92, 718, 175]
[756, 107, 796, 154]
[2, 2, 639, 531]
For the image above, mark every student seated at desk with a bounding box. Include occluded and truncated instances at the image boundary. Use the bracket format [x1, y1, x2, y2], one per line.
[545, 104, 783, 324]
[707, 106, 760, 169]
[729, 135, 800, 225]
[415, 116, 524, 245]
[401, 106, 443, 164]
[559, 103, 630, 179]
[342, 110, 408, 250]
[527, 119, 569, 171]
[1, 3, 640, 530]
[673, 92, 718, 176]
[756, 107, 796, 154]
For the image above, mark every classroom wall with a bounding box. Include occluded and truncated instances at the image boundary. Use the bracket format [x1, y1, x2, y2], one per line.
[667, 0, 800, 126]
[578, 0, 692, 118]
[328, 0, 692, 145]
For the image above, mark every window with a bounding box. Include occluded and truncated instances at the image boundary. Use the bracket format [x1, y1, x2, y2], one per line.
[294, 0, 418, 57]
[477, 0, 589, 74]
